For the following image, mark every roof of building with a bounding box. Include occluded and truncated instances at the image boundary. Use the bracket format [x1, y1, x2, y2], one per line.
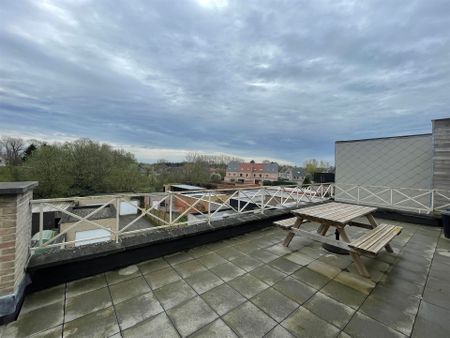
[32, 202, 74, 213]
[336, 133, 432, 143]
[227, 162, 279, 173]
[60, 204, 116, 223]
[169, 184, 206, 191]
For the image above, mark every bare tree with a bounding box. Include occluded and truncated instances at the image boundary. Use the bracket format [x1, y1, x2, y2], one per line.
[0, 137, 25, 165]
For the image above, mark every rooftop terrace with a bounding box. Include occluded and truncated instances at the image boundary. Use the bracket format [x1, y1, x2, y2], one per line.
[2, 217, 449, 338]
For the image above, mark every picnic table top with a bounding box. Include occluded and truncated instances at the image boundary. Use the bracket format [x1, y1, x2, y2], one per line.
[292, 202, 377, 225]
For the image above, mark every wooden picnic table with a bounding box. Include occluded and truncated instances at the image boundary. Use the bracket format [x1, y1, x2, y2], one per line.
[281, 202, 401, 278]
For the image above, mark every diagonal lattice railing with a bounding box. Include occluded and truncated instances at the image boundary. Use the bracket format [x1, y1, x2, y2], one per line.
[30, 182, 450, 252]
[30, 183, 332, 252]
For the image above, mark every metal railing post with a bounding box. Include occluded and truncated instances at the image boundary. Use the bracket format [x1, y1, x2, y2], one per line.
[357, 185, 360, 204]
[208, 192, 211, 225]
[431, 189, 434, 213]
[260, 188, 264, 214]
[169, 193, 173, 225]
[115, 197, 120, 243]
[39, 203, 44, 247]
[237, 190, 241, 213]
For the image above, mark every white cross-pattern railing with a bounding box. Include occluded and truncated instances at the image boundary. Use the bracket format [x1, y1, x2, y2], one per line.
[334, 183, 450, 214]
[30, 183, 333, 253]
[29, 182, 450, 253]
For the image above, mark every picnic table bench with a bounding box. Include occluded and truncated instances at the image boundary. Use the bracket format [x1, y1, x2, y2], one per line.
[274, 202, 402, 278]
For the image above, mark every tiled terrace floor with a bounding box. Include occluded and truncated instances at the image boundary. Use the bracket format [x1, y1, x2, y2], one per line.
[2, 218, 450, 338]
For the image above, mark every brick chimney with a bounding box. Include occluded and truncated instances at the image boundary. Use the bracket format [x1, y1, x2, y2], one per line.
[0, 182, 37, 323]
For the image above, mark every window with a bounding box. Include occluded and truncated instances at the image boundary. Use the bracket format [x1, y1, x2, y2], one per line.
[75, 229, 111, 247]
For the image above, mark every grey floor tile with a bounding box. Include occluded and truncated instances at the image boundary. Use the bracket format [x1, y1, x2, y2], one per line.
[201, 283, 246, 316]
[105, 265, 141, 285]
[344, 312, 406, 338]
[250, 249, 279, 263]
[264, 325, 296, 338]
[360, 293, 419, 336]
[109, 276, 151, 305]
[190, 319, 237, 338]
[122, 312, 179, 338]
[386, 266, 428, 286]
[63, 306, 120, 338]
[197, 252, 228, 268]
[29, 325, 62, 338]
[307, 260, 341, 279]
[215, 246, 246, 261]
[115, 292, 164, 330]
[284, 251, 315, 266]
[269, 257, 302, 274]
[250, 265, 287, 286]
[337, 331, 353, 338]
[108, 333, 122, 338]
[321, 280, 367, 310]
[251, 287, 299, 322]
[423, 275, 450, 311]
[66, 274, 107, 298]
[291, 267, 330, 289]
[165, 251, 194, 265]
[281, 307, 340, 338]
[273, 276, 316, 304]
[333, 271, 376, 295]
[144, 267, 181, 290]
[234, 243, 257, 255]
[265, 243, 293, 257]
[210, 262, 246, 282]
[298, 245, 325, 259]
[231, 255, 264, 272]
[65, 286, 112, 322]
[5, 302, 64, 337]
[228, 273, 269, 298]
[154, 279, 197, 310]
[185, 270, 223, 294]
[377, 277, 423, 297]
[172, 259, 207, 278]
[19, 284, 65, 315]
[371, 284, 422, 307]
[317, 254, 353, 270]
[223, 301, 277, 338]
[167, 296, 218, 337]
[188, 245, 213, 258]
[303, 292, 354, 329]
[138, 258, 170, 275]
[412, 301, 450, 338]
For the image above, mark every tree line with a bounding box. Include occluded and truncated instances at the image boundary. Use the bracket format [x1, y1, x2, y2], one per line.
[0, 136, 333, 198]
[0, 138, 236, 198]
[0, 137, 151, 198]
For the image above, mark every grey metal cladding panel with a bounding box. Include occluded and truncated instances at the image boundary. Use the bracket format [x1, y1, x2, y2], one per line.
[336, 135, 433, 189]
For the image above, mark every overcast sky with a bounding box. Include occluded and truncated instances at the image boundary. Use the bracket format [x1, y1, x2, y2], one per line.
[0, 0, 449, 164]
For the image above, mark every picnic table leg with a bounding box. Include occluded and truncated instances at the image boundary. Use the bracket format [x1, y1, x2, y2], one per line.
[366, 214, 394, 253]
[337, 227, 371, 278]
[283, 216, 304, 247]
[317, 224, 330, 236]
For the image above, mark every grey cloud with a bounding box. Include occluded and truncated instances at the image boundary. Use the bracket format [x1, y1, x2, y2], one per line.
[0, 0, 449, 164]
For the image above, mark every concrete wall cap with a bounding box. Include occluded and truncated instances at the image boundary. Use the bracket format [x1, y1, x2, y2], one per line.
[0, 182, 38, 195]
